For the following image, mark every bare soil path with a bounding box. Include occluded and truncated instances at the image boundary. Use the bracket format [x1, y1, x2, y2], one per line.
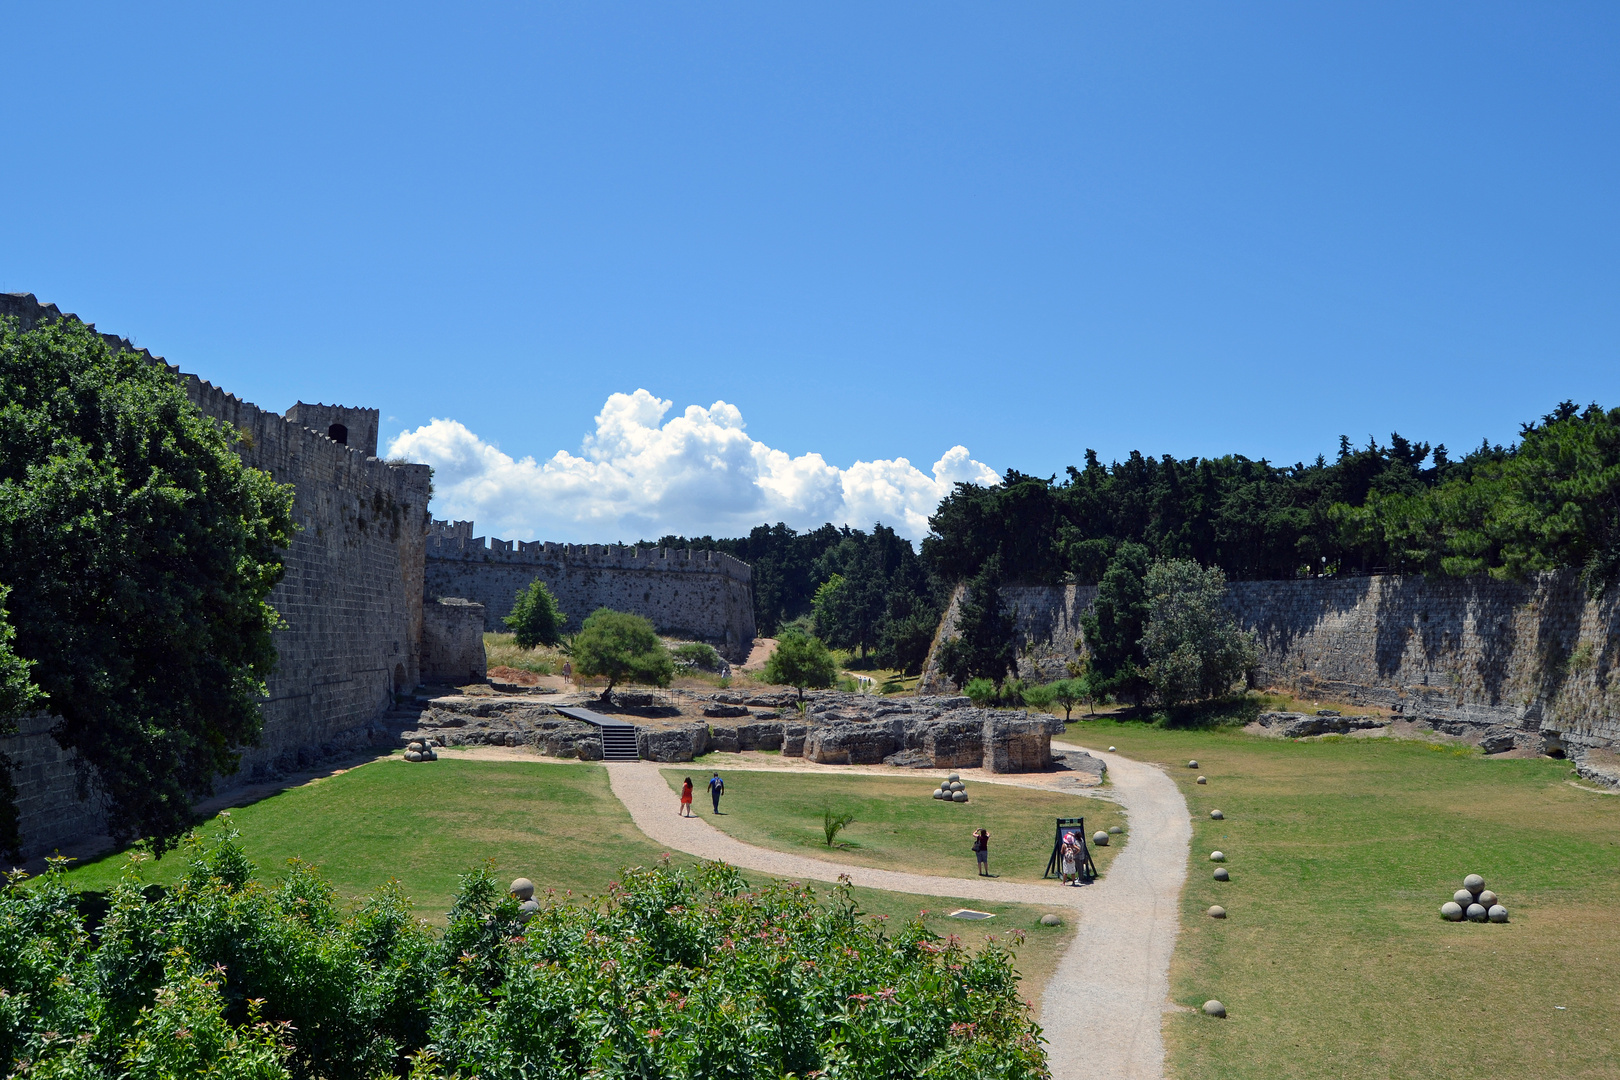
[605, 744, 1190, 1080]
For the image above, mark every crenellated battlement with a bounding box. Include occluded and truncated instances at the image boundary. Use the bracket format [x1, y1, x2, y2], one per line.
[426, 519, 752, 585]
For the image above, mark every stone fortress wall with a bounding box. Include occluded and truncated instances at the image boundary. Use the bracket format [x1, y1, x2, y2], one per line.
[921, 572, 1620, 760]
[0, 293, 434, 854]
[424, 519, 757, 660]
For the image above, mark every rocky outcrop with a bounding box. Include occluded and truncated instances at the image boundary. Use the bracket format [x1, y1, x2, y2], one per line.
[637, 723, 711, 762]
[1255, 711, 1389, 738]
[984, 714, 1064, 773]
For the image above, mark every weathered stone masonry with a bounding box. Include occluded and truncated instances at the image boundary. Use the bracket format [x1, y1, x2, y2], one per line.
[424, 519, 756, 660]
[921, 572, 1620, 757]
[1, 293, 433, 854]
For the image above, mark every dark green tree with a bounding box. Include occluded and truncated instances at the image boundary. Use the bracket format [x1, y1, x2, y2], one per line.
[1080, 543, 1152, 706]
[0, 585, 44, 855]
[502, 578, 566, 649]
[569, 608, 674, 701]
[951, 555, 1017, 686]
[763, 630, 837, 699]
[1140, 559, 1259, 707]
[0, 316, 295, 855]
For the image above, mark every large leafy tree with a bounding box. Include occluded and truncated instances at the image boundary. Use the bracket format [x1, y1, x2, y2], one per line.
[568, 608, 674, 700]
[0, 316, 294, 855]
[1139, 559, 1259, 707]
[503, 578, 567, 649]
[1079, 543, 1152, 706]
[763, 629, 837, 699]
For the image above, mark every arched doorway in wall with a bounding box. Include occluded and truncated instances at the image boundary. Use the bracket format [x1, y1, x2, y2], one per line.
[394, 663, 407, 696]
[329, 423, 348, 445]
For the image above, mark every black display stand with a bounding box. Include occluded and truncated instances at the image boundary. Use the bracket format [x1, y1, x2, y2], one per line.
[1043, 816, 1099, 883]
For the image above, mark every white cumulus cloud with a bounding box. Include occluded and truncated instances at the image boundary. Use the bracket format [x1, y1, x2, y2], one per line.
[386, 389, 998, 543]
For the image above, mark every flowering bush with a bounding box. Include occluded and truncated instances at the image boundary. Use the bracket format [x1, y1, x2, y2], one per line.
[0, 833, 1047, 1079]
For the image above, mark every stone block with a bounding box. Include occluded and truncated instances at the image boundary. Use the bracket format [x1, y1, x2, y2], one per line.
[637, 723, 710, 763]
[782, 723, 808, 756]
[983, 714, 1057, 773]
[708, 725, 740, 753]
[804, 719, 904, 765]
[736, 722, 784, 751]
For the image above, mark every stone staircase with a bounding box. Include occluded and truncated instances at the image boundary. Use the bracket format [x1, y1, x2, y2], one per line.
[599, 724, 641, 761]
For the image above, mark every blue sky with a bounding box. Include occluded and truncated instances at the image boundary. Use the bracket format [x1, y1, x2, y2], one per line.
[4, 3, 1617, 541]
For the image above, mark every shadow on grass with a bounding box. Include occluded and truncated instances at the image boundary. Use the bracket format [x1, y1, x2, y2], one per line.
[1094, 694, 1263, 731]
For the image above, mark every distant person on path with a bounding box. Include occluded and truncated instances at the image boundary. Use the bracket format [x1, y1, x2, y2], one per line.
[972, 828, 990, 876]
[708, 772, 725, 814]
[679, 777, 694, 817]
[1060, 831, 1081, 885]
[562, 661, 573, 687]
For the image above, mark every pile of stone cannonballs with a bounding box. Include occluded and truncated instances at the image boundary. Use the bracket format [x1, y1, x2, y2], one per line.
[933, 774, 969, 802]
[510, 878, 541, 923]
[1440, 874, 1509, 923]
[404, 738, 439, 762]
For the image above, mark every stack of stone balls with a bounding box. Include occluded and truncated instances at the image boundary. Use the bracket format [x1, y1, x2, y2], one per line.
[510, 878, 541, 923]
[404, 739, 439, 763]
[1439, 874, 1509, 923]
[933, 774, 969, 802]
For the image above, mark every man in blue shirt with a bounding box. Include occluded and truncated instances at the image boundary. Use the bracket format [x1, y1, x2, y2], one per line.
[708, 772, 725, 814]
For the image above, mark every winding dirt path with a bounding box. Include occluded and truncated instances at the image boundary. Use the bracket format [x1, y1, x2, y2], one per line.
[604, 745, 1190, 1080]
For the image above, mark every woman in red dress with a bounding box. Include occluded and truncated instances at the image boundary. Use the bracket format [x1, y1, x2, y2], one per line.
[679, 777, 694, 817]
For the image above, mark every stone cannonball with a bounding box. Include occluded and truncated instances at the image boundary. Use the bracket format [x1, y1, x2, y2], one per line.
[511, 878, 535, 901]
[1210, 809, 1224, 820]
[1453, 890, 1475, 906]
[517, 898, 540, 922]
[1093, 831, 1109, 846]
[933, 789, 945, 800]
[407, 741, 424, 752]
[1488, 905, 1509, 923]
[1188, 760, 1199, 769]
[1197, 776, 1207, 784]
[952, 791, 968, 802]
[423, 749, 438, 761]
[1210, 850, 1226, 862]
[1040, 913, 1062, 926]
[1440, 901, 1464, 921]
[949, 781, 965, 792]
[1203, 1000, 1226, 1017]
[947, 773, 961, 783]
[1208, 905, 1227, 919]
[1213, 867, 1230, 881]
[1466, 903, 1488, 922]
[1463, 874, 1485, 894]
[1108, 825, 1123, 834]
[1108, 746, 1116, 752]
[1477, 890, 1498, 907]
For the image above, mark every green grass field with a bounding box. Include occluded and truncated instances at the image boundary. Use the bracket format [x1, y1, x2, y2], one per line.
[660, 766, 1125, 884]
[1059, 721, 1620, 1080]
[57, 755, 1073, 1011]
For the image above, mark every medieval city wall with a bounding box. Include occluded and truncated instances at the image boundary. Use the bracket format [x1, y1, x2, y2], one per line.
[921, 572, 1620, 753]
[424, 520, 757, 660]
[1, 293, 433, 854]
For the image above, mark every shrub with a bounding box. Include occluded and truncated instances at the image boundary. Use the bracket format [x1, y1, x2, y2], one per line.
[569, 609, 675, 700]
[1140, 560, 1259, 708]
[503, 579, 567, 649]
[963, 678, 997, 708]
[671, 642, 722, 672]
[0, 835, 1047, 1080]
[1020, 682, 1058, 714]
[763, 631, 837, 699]
[822, 807, 857, 847]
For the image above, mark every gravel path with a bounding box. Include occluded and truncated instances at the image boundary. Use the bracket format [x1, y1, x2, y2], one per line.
[604, 745, 1190, 1080]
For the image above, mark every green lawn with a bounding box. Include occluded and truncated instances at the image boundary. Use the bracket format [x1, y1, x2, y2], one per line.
[58, 755, 1073, 1012]
[660, 767, 1125, 883]
[1058, 721, 1620, 1080]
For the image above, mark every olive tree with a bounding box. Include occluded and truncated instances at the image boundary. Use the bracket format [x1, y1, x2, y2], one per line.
[569, 608, 674, 701]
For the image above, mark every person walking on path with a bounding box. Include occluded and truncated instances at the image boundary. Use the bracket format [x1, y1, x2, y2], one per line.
[678, 777, 694, 817]
[708, 772, 725, 814]
[972, 828, 990, 876]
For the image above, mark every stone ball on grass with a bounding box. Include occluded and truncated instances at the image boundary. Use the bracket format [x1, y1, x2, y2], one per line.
[1040, 913, 1062, 926]
[404, 750, 423, 762]
[952, 791, 968, 803]
[1464, 874, 1485, 894]
[1440, 902, 1464, 921]
[933, 789, 944, 800]
[1188, 760, 1199, 769]
[407, 741, 424, 752]
[949, 781, 965, 792]
[1467, 903, 1488, 922]
[1453, 889, 1474, 906]
[1108, 825, 1122, 834]
[517, 898, 540, 922]
[1093, 831, 1110, 846]
[1488, 905, 1509, 923]
[1108, 746, 1116, 752]
[1210, 809, 1224, 820]
[1203, 1000, 1226, 1017]
[1208, 905, 1227, 919]
[1213, 867, 1230, 881]
[1197, 776, 1207, 784]
[1210, 851, 1226, 862]
[1478, 890, 1498, 907]
[511, 878, 535, 900]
